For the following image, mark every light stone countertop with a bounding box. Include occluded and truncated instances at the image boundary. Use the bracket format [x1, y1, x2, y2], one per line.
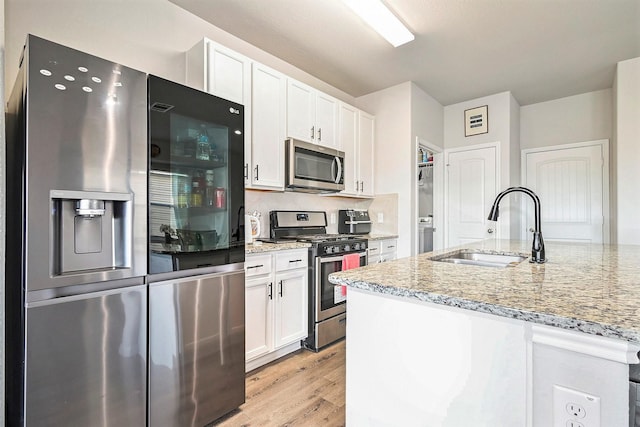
[245, 241, 311, 254]
[365, 234, 399, 241]
[329, 239, 640, 344]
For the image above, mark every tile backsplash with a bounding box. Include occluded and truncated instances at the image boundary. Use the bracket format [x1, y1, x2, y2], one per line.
[245, 190, 397, 237]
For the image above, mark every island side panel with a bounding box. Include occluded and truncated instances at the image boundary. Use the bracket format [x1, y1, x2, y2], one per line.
[346, 288, 528, 426]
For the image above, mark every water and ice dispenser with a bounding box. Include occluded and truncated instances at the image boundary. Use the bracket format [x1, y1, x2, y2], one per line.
[52, 190, 133, 276]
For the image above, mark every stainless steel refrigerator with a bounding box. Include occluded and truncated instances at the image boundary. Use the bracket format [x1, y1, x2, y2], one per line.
[146, 75, 246, 426]
[5, 35, 148, 425]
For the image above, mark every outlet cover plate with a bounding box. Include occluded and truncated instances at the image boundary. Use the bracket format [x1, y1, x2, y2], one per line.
[553, 385, 600, 427]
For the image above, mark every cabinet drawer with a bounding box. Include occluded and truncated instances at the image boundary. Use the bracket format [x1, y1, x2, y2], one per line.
[275, 250, 308, 272]
[367, 241, 381, 257]
[245, 254, 272, 277]
[381, 239, 397, 255]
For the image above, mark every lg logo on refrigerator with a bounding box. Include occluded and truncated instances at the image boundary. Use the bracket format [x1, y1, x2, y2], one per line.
[229, 107, 240, 115]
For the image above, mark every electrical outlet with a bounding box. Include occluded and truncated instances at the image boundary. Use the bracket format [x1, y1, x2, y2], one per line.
[377, 213, 384, 223]
[566, 403, 586, 418]
[553, 385, 600, 427]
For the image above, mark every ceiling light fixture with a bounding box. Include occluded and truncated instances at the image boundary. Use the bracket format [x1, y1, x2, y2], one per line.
[341, 0, 414, 47]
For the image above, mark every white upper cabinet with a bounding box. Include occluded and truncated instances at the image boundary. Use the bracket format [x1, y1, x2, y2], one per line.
[287, 79, 338, 148]
[339, 104, 375, 197]
[251, 62, 286, 190]
[186, 38, 252, 185]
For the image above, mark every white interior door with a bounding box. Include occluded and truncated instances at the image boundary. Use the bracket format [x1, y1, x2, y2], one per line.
[445, 145, 498, 247]
[523, 141, 607, 243]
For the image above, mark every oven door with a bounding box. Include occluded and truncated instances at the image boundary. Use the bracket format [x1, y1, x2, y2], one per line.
[315, 252, 367, 322]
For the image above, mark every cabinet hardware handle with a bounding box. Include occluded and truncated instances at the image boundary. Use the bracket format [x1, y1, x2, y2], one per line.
[268, 282, 273, 300]
[318, 128, 322, 141]
[254, 164, 259, 181]
[244, 163, 249, 179]
[355, 180, 359, 191]
[311, 126, 315, 140]
[338, 318, 346, 324]
[288, 259, 302, 263]
[360, 181, 364, 192]
[388, 246, 395, 249]
[247, 264, 264, 269]
[278, 280, 283, 297]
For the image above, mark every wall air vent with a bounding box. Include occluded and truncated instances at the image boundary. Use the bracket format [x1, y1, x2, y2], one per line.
[150, 102, 174, 113]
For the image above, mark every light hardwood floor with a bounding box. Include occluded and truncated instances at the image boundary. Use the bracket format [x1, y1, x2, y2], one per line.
[213, 340, 346, 426]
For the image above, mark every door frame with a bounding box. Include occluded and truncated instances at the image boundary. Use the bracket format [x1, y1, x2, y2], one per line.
[413, 137, 443, 254]
[520, 139, 610, 243]
[444, 141, 501, 248]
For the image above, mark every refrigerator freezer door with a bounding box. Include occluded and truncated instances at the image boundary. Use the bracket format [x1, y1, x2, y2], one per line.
[149, 269, 246, 426]
[24, 285, 147, 426]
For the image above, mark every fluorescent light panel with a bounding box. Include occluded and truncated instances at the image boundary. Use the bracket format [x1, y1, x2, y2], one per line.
[342, 0, 414, 47]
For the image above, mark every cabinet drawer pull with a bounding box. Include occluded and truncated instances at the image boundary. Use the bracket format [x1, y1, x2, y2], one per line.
[360, 181, 364, 192]
[288, 259, 303, 263]
[254, 164, 259, 181]
[338, 317, 346, 324]
[247, 264, 264, 269]
[268, 282, 273, 300]
[311, 126, 315, 140]
[278, 280, 283, 297]
[387, 245, 395, 249]
[318, 128, 322, 141]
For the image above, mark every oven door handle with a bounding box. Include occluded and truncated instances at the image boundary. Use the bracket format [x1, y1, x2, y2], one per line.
[318, 252, 367, 264]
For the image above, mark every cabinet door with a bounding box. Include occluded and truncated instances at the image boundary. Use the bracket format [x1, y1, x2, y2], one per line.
[206, 41, 251, 106]
[358, 111, 375, 197]
[251, 62, 286, 189]
[287, 79, 315, 143]
[274, 269, 308, 349]
[315, 93, 338, 148]
[245, 275, 274, 361]
[339, 103, 359, 196]
[206, 42, 253, 186]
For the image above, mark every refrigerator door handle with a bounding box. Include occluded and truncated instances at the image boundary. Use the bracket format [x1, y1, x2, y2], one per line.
[26, 284, 146, 308]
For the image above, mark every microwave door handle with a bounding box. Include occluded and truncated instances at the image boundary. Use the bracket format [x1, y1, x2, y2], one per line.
[334, 156, 343, 184]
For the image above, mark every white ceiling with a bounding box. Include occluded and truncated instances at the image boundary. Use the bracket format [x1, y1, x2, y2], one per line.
[170, 0, 640, 106]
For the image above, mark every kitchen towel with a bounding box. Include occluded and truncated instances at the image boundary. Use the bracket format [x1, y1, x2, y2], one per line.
[340, 253, 361, 296]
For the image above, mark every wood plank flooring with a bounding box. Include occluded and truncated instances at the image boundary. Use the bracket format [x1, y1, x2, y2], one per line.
[213, 340, 346, 427]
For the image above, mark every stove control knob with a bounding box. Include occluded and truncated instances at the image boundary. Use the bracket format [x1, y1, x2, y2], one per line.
[324, 246, 332, 254]
[333, 245, 340, 253]
[344, 244, 351, 252]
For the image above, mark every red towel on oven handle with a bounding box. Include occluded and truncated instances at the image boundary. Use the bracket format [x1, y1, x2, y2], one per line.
[341, 253, 361, 296]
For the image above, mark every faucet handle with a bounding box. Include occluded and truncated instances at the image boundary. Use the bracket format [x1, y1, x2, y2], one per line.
[487, 228, 494, 234]
[529, 227, 535, 233]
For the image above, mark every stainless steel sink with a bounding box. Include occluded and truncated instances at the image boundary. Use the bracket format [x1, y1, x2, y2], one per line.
[429, 250, 528, 268]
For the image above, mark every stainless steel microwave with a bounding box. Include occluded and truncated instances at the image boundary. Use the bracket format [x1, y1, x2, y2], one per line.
[285, 138, 345, 193]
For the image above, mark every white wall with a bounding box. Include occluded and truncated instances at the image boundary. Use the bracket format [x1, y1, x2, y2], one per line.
[520, 89, 613, 150]
[4, 0, 356, 105]
[614, 57, 640, 245]
[444, 92, 520, 239]
[357, 82, 413, 257]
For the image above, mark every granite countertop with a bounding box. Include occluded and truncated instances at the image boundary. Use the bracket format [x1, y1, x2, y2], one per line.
[365, 234, 399, 241]
[329, 239, 640, 344]
[246, 241, 311, 254]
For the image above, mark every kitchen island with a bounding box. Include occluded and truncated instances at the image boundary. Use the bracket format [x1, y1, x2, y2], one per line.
[329, 240, 640, 426]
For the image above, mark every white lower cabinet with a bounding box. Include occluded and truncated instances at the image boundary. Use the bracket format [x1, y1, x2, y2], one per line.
[367, 238, 397, 264]
[245, 249, 308, 371]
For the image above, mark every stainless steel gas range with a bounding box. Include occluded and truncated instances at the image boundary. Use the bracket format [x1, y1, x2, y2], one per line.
[268, 211, 368, 351]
